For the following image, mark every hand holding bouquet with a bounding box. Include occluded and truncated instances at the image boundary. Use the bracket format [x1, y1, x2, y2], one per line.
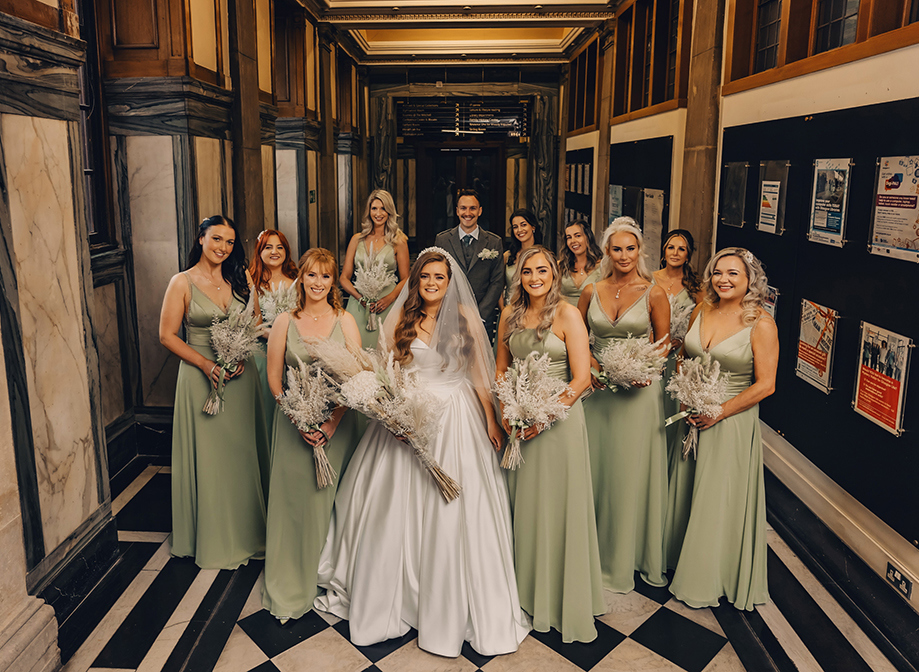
[204, 294, 262, 415]
[275, 356, 339, 488]
[353, 255, 397, 332]
[494, 352, 572, 470]
[664, 353, 728, 459]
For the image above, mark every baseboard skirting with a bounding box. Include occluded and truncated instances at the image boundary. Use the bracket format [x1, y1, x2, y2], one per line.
[0, 597, 59, 672]
[762, 421, 919, 614]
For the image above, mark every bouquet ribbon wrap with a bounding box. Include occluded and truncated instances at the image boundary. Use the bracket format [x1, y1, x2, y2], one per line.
[202, 359, 239, 415]
[663, 409, 699, 460]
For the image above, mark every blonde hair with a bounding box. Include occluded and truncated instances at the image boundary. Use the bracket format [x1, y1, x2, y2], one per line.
[702, 247, 769, 325]
[358, 189, 405, 246]
[503, 246, 563, 345]
[292, 248, 342, 316]
[599, 217, 653, 282]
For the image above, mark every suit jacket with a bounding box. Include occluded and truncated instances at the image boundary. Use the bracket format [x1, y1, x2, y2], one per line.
[435, 226, 505, 333]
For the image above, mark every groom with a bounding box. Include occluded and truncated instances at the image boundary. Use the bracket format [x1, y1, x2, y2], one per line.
[435, 188, 505, 338]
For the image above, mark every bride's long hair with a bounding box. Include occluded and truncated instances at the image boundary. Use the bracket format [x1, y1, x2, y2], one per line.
[503, 245, 563, 344]
[392, 249, 474, 367]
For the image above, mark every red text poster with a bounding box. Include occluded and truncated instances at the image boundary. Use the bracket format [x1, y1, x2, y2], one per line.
[796, 299, 837, 393]
[853, 322, 911, 436]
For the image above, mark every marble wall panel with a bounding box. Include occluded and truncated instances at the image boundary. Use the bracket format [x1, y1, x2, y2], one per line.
[126, 135, 180, 407]
[261, 144, 276, 228]
[1, 114, 99, 551]
[0, 319, 29, 632]
[275, 149, 298, 252]
[196, 136, 222, 221]
[93, 283, 125, 426]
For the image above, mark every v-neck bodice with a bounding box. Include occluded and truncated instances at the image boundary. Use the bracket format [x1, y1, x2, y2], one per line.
[285, 315, 344, 368]
[684, 311, 755, 398]
[560, 267, 601, 305]
[508, 329, 571, 382]
[586, 284, 651, 354]
[184, 273, 243, 349]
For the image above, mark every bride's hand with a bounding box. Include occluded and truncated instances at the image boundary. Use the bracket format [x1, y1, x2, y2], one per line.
[486, 416, 504, 452]
[300, 428, 327, 447]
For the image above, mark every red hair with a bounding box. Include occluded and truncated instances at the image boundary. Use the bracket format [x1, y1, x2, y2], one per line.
[249, 230, 298, 292]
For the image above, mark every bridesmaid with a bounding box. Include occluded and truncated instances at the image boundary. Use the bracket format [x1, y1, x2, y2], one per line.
[578, 217, 670, 593]
[262, 248, 362, 623]
[248, 229, 298, 493]
[340, 189, 410, 348]
[652, 229, 702, 456]
[497, 245, 605, 643]
[159, 215, 267, 569]
[664, 248, 777, 610]
[559, 219, 603, 305]
[500, 208, 541, 308]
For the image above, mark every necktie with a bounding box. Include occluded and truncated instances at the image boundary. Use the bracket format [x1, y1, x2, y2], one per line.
[462, 234, 473, 247]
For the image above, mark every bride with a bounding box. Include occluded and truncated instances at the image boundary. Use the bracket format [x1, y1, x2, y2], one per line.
[314, 247, 530, 657]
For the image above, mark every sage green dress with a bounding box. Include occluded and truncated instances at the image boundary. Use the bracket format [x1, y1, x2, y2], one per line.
[560, 268, 601, 305]
[262, 316, 360, 620]
[346, 240, 398, 349]
[253, 337, 274, 500]
[664, 313, 769, 610]
[661, 287, 696, 463]
[504, 262, 517, 304]
[582, 286, 668, 593]
[506, 329, 605, 644]
[171, 274, 268, 569]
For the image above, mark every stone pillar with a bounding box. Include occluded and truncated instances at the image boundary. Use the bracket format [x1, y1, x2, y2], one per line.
[317, 27, 339, 258]
[595, 22, 616, 232]
[228, 0, 265, 255]
[678, 0, 726, 268]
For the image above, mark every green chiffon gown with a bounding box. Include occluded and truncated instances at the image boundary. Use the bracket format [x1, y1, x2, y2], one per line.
[506, 329, 605, 644]
[345, 240, 399, 349]
[252, 339, 274, 499]
[262, 316, 360, 620]
[503, 262, 517, 304]
[582, 286, 669, 593]
[661, 287, 696, 465]
[171, 274, 268, 569]
[663, 312, 769, 610]
[560, 268, 601, 306]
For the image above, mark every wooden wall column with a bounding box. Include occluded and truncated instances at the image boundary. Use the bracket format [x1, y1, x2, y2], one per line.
[228, 0, 265, 252]
[678, 0, 726, 267]
[595, 22, 616, 232]
[317, 26, 339, 258]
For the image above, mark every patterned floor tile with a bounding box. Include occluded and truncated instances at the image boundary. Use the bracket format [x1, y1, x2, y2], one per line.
[332, 620, 418, 663]
[701, 642, 746, 672]
[376, 638, 479, 671]
[629, 607, 726, 672]
[632, 574, 675, 605]
[272, 627, 370, 672]
[460, 641, 494, 668]
[239, 609, 330, 659]
[592, 638, 685, 671]
[529, 620, 626, 671]
[662, 599, 724, 637]
[213, 625, 270, 672]
[599, 590, 663, 636]
[481, 636, 583, 672]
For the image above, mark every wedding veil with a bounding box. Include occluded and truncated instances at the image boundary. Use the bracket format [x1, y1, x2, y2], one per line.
[379, 247, 497, 398]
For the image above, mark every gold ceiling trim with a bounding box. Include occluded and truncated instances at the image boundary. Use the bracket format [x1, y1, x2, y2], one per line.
[322, 11, 615, 22]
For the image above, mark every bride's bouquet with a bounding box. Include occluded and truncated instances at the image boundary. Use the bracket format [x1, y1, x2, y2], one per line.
[305, 339, 461, 502]
[594, 334, 669, 392]
[204, 294, 262, 415]
[275, 356, 338, 488]
[494, 352, 572, 470]
[259, 282, 298, 326]
[353, 256, 397, 332]
[664, 353, 728, 459]
[669, 295, 695, 344]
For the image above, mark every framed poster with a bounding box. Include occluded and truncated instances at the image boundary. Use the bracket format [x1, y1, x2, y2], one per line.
[720, 162, 748, 228]
[763, 285, 779, 319]
[609, 184, 623, 221]
[757, 160, 789, 234]
[795, 299, 838, 393]
[852, 321, 912, 436]
[642, 188, 664, 261]
[807, 158, 851, 247]
[869, 155, 919, 262]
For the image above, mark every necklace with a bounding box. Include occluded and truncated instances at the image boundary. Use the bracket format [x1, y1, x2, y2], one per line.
[302, 306, 333, 321]
[202, 271, 223, 291]
[612, 277, 637, 300]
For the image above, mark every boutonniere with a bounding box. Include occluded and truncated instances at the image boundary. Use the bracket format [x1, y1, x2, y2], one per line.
[478, 248, 500, 260]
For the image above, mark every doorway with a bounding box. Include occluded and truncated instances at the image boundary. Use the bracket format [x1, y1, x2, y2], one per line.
[415, 143, 506, 251]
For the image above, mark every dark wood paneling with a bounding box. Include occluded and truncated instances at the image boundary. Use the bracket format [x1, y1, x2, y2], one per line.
[110, 0, 158, 48]
[0, 0, 59, 31]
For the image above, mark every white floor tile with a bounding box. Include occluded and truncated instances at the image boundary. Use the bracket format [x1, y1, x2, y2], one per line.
[662, 599, 725, 637]
[112, 466, 161, 515]
[593, 639, 684, 671]
[213, 625, 270, 672]
[598, 590, 662, 635]
[117, 531, 169, 543]
[702, 642, 745, 672]
[272, 627, 369, 672]
[756, 600, 824, 672]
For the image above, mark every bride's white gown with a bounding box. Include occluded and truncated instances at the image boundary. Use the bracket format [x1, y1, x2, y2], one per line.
[314, 339, 531, 657]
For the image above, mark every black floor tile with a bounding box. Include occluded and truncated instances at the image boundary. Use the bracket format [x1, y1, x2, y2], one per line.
[630, 606, 726, 672]
[92, 556, 200, 668]
[110, 456, 150, 500]
[530, 620, 625, 671]
[240, 608, 331, 659]
[116, 472, 172, 532]
[333, 620, 417, 663]
[361, 666, 382, 672]
[247, 661, 282, 672]
[632, 571, 674, 604]
[720, 603, 797, 672]
[159, 569, 234, 671]
[460, 640, 494, 668]
[57, 540, 160, 662]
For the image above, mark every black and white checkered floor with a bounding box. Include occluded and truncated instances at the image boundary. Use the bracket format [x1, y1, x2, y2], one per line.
[58, 460, 901, 672]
